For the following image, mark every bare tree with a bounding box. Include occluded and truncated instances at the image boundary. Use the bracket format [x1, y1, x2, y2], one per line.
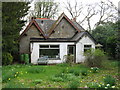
[64, 0, 83, 21]
[64, 0, 118, 31]
[30, 0, 59, 19]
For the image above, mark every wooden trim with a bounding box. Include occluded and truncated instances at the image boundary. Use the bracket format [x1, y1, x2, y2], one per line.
[47, 13, 81, 38]
[19, 20, 47, 41]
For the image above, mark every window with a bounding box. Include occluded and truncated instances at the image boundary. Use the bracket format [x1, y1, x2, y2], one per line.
[39, 45, 60, 59]
[68, 45, 75, 55]
[84, 45, 92, 52]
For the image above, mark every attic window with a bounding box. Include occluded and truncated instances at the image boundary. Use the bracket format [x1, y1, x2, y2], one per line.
[41, 20, 43, 24]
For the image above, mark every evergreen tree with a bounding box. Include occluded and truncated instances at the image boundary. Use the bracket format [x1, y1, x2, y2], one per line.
[2, 2, 30, 64]
[92, 22, 118, 59]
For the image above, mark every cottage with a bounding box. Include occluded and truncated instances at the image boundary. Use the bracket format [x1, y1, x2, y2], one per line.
[19, 13, 97, 64]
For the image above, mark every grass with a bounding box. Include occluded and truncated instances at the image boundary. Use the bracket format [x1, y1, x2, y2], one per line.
[2, 60, 120, 88]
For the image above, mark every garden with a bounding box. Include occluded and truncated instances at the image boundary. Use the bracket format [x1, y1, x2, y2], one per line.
[2, 59, 120, 89]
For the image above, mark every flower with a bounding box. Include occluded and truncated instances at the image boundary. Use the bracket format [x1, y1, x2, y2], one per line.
[106, 84, 110, 87]
[91, 68, 93, 69]
[16, 72, 18, 74]
[111, 86, 115, 88]
[99, 85, 101, 87]
[8, 78, 10, 80]
[105, 87, 108, 89]
[15, 74, 17, 77]
[80, 81, 82, 82]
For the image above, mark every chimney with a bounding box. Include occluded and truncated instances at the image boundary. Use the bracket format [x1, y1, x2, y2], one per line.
[71, 17, 76, 22]
[31, 17, 36, 20]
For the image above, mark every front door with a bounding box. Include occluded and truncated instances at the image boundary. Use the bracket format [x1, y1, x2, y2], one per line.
[68, 45, 76, 63]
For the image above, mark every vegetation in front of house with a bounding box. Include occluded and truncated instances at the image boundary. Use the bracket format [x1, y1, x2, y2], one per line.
[2, 60, 119, 89]
[84, 49, 107, 67]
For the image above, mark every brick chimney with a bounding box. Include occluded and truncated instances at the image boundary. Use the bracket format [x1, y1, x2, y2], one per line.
[71, 17, 76, 22]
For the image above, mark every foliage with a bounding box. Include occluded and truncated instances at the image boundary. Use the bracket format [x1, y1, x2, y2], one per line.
[92, 22, 118, 59]
[2, 2, 30, 63]
[56, 63, 70, 67]
[33, 79, 43, 84]
[65, 54, 74, 66]
[4, 81, 26, 88]
[2, 52, 13, 65]
[68, 79, 80, 88]
[87, 82, 99, 88]
[31, 0, 59, 19]
[27, 67, 45, 73]
[2, 60, 119, 88]
[91, 67, 99, 73]
[84, 49, 107, 67]
[104, 75, 116, 86]
[2, 70, 19, 83]
[81, 69, 88, 76]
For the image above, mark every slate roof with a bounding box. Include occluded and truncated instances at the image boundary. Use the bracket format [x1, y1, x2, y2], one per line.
[35, 19, 56, 34]
[19, 13, 96, 44]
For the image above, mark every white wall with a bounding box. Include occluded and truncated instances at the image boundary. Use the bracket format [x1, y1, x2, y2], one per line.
[76, 35, 95, 63]
[30, 42, 74, 64]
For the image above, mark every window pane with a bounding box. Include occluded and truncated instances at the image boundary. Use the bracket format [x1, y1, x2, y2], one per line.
[84, 45, 91, 48]
[40, 49, 59, 58]
[50, 45, 59, 48]
[68, 46, 74, 54]
[40, 45, 49, 48]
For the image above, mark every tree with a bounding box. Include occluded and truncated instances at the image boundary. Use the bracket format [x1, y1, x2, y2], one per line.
[2, 2, 30, 64]
[92, 22, 118, 59]
[64, 0, 117, 31]
[29, 0, 59, 19]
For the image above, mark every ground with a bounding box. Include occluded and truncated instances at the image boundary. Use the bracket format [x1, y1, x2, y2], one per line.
[2, 60, 120, 88]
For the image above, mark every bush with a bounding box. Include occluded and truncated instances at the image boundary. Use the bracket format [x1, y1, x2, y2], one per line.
[104, 75, 116, 86]
[27, 67, 45, 73]
[64, 54, 74, 66]
[81, 69, 88, 76]
[68, 80, 79, 88]
[2, 52, 13, 65]
[84, 49, 107, 67]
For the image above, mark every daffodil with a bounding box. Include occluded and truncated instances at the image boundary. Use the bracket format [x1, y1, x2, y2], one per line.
[8, 78, 10, 80]
[111, 86, 115, 88]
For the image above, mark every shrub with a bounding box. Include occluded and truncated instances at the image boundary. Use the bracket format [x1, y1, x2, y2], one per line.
[27, 67, 45, 73]
[2, 52, 13, 65]
[84, 49, 107, 67]
[104, 75, 116, 86]
[64, 54, 74, 66]
[91, 67, 99, 73]
[81, 69, 88, 76]
[68, 80, 79, 88]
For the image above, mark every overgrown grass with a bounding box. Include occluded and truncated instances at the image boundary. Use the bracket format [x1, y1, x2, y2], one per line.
[2, 60, 119, 88]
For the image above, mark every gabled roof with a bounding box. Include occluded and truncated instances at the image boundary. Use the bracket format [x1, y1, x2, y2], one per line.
[35, 19, 56, 34]
[19, 20, 47, 40]
[47, 13, 81, 38]
[72, 31, 97, 44]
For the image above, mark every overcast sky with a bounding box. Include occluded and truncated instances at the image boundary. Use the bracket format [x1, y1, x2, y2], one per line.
[24, 0, 119, 31]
